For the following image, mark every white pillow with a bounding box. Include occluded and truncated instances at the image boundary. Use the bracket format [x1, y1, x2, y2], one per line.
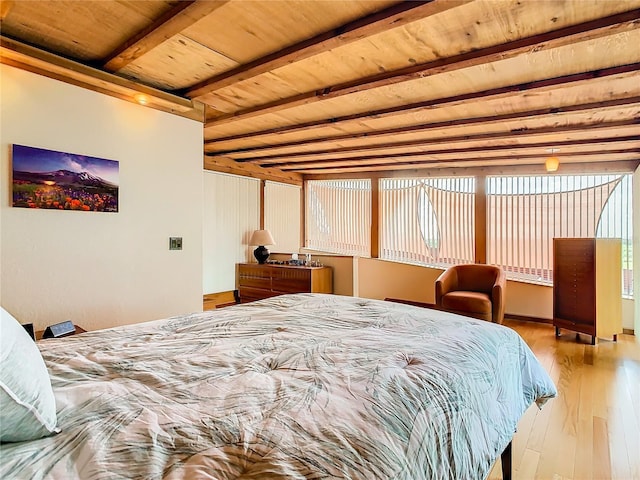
[0, 307, 59, 442]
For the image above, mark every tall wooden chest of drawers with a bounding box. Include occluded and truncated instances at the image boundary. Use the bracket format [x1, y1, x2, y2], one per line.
[237, 263, 333, 303]
[553, 238, 622, 345]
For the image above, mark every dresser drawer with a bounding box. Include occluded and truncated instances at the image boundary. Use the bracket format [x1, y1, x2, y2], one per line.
[238, 264, 272, 289]
[236, 263, 332, 303]
[238, 286, 281, 303]
[272, 268, 311, 292]
[238, 275, 271, 290]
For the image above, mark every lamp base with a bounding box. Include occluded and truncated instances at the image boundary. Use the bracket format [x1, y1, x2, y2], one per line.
[254, 245, 270, 264]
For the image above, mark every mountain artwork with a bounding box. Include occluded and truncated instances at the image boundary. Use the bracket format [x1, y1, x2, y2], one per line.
[11, 145, 119, 212]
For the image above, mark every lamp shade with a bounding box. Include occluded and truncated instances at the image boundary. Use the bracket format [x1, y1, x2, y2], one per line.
[249, 229, 275, 246]
[545, 156, 560, 172]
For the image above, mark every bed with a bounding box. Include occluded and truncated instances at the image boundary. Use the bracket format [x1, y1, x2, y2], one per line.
[1, 293, 556, 479]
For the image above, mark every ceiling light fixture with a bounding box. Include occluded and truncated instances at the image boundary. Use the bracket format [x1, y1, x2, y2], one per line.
[134, 93, 149, 106]
[545, 148, 560, 172]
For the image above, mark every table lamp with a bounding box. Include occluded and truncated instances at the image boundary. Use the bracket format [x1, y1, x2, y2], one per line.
[249, 229, 275, 264]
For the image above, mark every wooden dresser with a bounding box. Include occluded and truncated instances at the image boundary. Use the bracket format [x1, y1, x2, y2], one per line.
[237, 263, 333, 303]
[553, 238, 622, 345]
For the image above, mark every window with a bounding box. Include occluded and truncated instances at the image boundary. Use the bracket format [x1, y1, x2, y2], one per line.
[304, 172, 633, 298]
[305, 179, 371, 256]
[380, 177, 475, 267]
[487, 174, 632, 296]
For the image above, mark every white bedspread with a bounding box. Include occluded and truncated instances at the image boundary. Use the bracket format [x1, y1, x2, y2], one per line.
[0, 294, 556, 479]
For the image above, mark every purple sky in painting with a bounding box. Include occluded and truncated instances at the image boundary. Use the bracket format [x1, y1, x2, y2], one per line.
[12, 145, 119, 184]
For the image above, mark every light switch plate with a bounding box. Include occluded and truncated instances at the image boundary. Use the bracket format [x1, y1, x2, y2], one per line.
[169, 237, 183, 250]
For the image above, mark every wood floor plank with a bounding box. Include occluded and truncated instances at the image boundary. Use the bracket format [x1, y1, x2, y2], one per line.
[623, 414, 640, 480]
[574, 418, 594, 480]
[525, 391, 555, 454]
[621, 365, 640, 480]
[622, 352, 640, 431]
[559, 341, 583, 437]
[516, 448, 541, 479]
[574, 370, 595, 480]
[512, 404, 538, 470]
[498, 320, 639, 480]
[593, 416, 612, 480]
[534, 395, 571, 479]
[608, 405, 632, 480]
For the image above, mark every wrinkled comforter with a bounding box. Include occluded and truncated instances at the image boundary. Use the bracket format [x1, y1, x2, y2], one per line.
[0, 293, 556, 479]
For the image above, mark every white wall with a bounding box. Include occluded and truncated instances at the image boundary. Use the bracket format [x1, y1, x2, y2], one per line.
[203, 171, 259, 293]
[0, 65, 203, 331]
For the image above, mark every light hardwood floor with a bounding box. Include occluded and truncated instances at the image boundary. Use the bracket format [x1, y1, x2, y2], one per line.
[488, 320, 640, 480]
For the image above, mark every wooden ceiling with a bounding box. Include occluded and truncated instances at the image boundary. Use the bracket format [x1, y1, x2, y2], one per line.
[2, 0, 639, 181]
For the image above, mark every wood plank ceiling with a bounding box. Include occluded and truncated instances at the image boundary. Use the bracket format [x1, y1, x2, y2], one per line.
[1, 0, 639, 181]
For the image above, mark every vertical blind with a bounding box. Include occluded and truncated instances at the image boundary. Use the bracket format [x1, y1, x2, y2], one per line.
[305, 179, 371, 256]
[487, 174, 632, 296]
[203, 172, 259, 293]
[303, 173, 632, 297]
[264, 181, 301, 253]
[380, 177, 475, 267]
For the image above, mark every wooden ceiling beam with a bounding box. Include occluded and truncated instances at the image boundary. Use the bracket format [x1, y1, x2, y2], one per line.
[207, 96, 640, 155]
[103, 0, 231, 72]
[205, 63, 640, 142]
[324, 155, 640, 172]
[282, 148, 640, 172]
[268, 136, 640, 169]
[203, 156, 302, 186]
[302, 156, 640, 174]
[204, 9, 640, 126]
[187, 0, 470, 98]
[302, 160, 640, 179]
[0, 1, 14, 22]
[0, 36, 204, 121]
[226, 119, 640, 163]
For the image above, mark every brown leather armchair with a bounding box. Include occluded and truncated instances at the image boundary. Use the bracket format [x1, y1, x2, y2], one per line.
[435, 264, 506, 324]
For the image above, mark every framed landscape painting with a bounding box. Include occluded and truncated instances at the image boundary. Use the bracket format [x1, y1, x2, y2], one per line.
[11, 145, 119, 212]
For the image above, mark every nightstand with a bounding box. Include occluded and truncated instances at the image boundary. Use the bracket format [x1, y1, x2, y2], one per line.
[35, 324, 86, 341]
